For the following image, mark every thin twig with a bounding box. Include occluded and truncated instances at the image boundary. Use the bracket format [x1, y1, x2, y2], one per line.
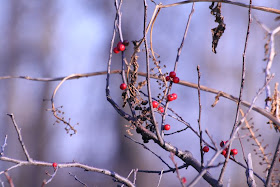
[51, 74, 78, 135]
[0, 135, 8, 156]
[164, 127, 188, 136]
[218, 0, 252, 183]
[133, 169, 138, 185]
[205, 129, 218, 150]
[159, 0, 280, 14]
[43, 167, 58, 186]
[188, 75, 273, 187]
[138, 164, 186, 174]
[174, 3, 195, 71]
[197, 65, 203, 167]
[143, 0, 164, 146]
[246, 153, 257, 187]
[4, 172, 14, 187]
[7, 114, 32, 162]
[156, 169, 164, 187]
[170, 152, 184, 187]
[106, 1, 133, 122]
[124, 135, 172, 169]
[265, 137, 280, 186]
[69, 172, 88, 187]
[240, 109, 270, 165]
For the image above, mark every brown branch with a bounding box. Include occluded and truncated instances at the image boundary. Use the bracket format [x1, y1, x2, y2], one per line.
[197, 66, 204, 167]
[4, 172, 14, 187]
[159, 0, 280, 14]
[7, 114, 32, 162]
[1, 70, 279, 127]
[51, 74, 78, 135]
[143, 0, 164, 146]
[0, 156, 134, 187]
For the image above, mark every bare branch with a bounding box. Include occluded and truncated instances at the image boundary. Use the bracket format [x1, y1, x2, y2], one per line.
[1, 71, 279, 127]
[7, 114, 32, 162]
[159, 0, 280, 14]
[218, 0, 252, 182]
[0, 135, 8, 156]
[246, 153, 257, 187]
[0, 157, 135, 187]
[265, 137, 280, 186]
[69, 172, 88, 187]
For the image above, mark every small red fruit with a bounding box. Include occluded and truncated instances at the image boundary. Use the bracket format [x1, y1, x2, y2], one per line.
[152, 101, 159, 108]
[113, 47, 120, 54]
[221, 150, 227, 156]
[120, 83, 127, 90]
[167, 94, 174, 101]
[158, 106, 164, 113]
[163, 124, 170, 130]
[52, 162, 57, 168]
[173, 76, 180, 83]
[117, 42, 125, 51]
[230, 149, 238, 156]
[181, 177, 187, 184]
[202, 146, 209, 153]
[165, 76, 170, 81]
[169, 71, 176, 78]
[172, 93, 177, 100]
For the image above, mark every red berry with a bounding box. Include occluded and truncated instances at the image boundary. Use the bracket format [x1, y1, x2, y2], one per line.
[120, 83, 127, 90]
[181, 177, 187, 184]
[221, 150, 227, 156]
[165, 76, 170, 81]
[167, 94, 174, 101]
[152, 101, 159, 108]
[163, 124, 170, 130]
[172, 93, 177, 100]
[202, 146, 209, 153]
[230, 149, 238, 156]
[169, 71, 176, 78]
[173, 76, 180, 83]
[123, 40, 129, 46]
[52, 162, 57, 168]
[158, 106, 164, 113]
[117, 42, 125, 51]
[113, 47, 120, 54]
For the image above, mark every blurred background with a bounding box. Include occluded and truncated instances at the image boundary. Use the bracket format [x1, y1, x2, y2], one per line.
[0, 0, 279, 186]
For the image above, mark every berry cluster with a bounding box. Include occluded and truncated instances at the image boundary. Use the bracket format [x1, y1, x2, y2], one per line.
[220, 141, 238, 158]
[167, 93, 177, 102]
[166, 71, 180, 83]
[113, 40, 129, 54]
[152, 100, 165, 113]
